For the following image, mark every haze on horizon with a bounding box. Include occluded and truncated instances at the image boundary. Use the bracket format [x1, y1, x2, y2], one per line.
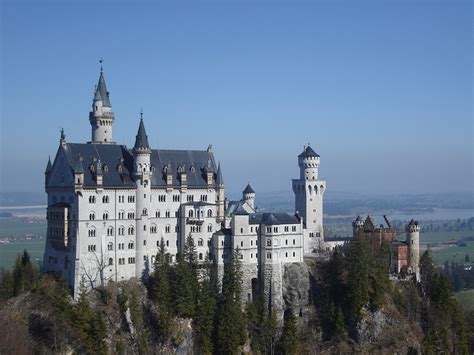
[1, 0, 472, 198]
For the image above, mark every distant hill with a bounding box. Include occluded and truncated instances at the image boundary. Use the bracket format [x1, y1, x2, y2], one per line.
[0, 192, 46, 207]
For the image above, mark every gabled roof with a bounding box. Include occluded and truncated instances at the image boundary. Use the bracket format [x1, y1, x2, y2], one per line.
[298, 145, 320, 158]
[93, 70, 111, 107]
[134, 118, 150, 151]
[243, 183, 255, 194]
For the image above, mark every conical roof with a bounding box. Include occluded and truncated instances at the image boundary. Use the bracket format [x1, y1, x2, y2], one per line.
[93, 70, 111, 107]
[134, 118, 150, 151]
[243, 183, 255, 194]
[298, 145, 320, 158]
[216, 162, 224, 185]
[45, 157, 52, 174]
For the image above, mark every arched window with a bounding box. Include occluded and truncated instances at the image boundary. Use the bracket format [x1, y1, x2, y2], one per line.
[207, 209, 212, 217]
[150, 224, 157, 234]
[199, 253, 203, 260]
[88, 228, 96, 237]
[103, 165, 109, 174]
[89, 212, 95, 220]
[102, 195, 109, 203]
[142, 208, 147, 216]
[128, 226, 134, 235]
[107, 226, 114, 236]
[108, 258, 113, 266]
[156, 210, 160, 218]
[308, 185, 312, 194]
[107, 242, 113, 251]
[128, 242, 134, 249]
[89, 196, 96, 204]
[103, 212, 109, 220]
[165, 225, 170, 233]
[118, 226, 124, 235]
[198, 239, 204, 246]
[188, 210, 194, 218]
[314, 185, 318, 195]
[165, 210, 170, 218]
[207, 224, 212, 232]
[117, 164, 123, 173]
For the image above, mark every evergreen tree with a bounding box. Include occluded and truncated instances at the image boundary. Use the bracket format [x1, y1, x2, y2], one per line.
[194, 254, 217, 354]
[151, 238, 171, 309]
[280, 308, 300, 355]
[216, 249, 247, 354]
[465, 253, 470, 263]
[345, 232, 370, 324]
[170, 237, 198, 318]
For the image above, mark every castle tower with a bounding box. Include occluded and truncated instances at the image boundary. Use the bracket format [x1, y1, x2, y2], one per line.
[352, 215, 364, 237]
[292, 145, 326, 254]
[405, 219, 420, 280]
[243, 184, 256, 210]
[216, 162, 225, 222]
[133, 115, 152, 277]
[89, 65, 115, 144]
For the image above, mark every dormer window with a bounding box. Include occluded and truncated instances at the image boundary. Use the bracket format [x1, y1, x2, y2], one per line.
[103, 164, 109, 174]
[190, 165, 195, 173]
[117, 164, 123, 173]
[90, 164, 95, 173]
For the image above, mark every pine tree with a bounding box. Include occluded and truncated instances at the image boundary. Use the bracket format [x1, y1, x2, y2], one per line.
[281, 308, 300, 355]
[194, 254, 217, 354]
[216, 249, 247, 354]
[345, 232, 370, 324]
[152, 238, 171, 309]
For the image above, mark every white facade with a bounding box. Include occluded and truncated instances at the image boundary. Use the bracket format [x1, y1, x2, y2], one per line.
[43, 68, 327, 301]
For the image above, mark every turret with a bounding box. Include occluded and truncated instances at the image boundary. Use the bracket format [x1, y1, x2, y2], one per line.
[243, 184, 255, 210]
[89, 64, 115, 144]
[216, 162, 225, 222]
[133, 114, 152, 277]
[352, 215, 364, 236]
[405, 219, 420, 280]
[298, 144, 320, 180]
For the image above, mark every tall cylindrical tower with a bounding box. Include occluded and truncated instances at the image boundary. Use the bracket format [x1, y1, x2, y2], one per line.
[89, 66, 115, 144]
[133, 116, 152, 278]
[242, 184, 256, 210]
[406, 219, 420, 279]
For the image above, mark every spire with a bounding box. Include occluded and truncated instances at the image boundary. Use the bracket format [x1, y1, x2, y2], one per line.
[298, 144, 320, 158]
[134, 116, 151, 152]
[93, 64, 111, 107]
[45, 156, 52, 174]
[216, 162, 224, 185]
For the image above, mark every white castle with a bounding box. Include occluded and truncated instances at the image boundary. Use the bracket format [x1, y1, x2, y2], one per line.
[42, 67, 327, 306]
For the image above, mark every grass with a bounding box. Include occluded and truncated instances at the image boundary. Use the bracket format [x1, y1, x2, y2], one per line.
[454, 289, 474, 312]
[0, 239, 45, 270]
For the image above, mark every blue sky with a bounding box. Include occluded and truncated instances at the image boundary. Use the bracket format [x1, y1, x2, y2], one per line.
[1, 0, 472, 198]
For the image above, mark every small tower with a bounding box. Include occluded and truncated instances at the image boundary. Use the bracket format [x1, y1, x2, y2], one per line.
[406, 219, 420, 280]
[292, 144, 326, 254]
[243, 184, 256, 210]
[216, 162, 225, 222]
[352, 215, 364, 237]
[133, 114, 152, 277]
[89, 64, 115, 144]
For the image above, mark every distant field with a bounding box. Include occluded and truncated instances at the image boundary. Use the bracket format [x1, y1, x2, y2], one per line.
[0, 218, 46, 238]
[454, 289, 474, 312]
[0, 239, 45, 270]
[417, 231, 474, 265]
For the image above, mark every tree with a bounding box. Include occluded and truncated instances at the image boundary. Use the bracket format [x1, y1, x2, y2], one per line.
[151, 238, 171, 309]
[465, 254, 470, 263]
[194, 254, 217, 354]
[345, 232, 370, 325]
[280, 308, 300, 355]
[216, 249, 247, 354]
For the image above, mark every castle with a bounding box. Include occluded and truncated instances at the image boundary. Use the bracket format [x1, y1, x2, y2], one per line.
[42, 67, 326, 309]
[352, 215, 421, 280]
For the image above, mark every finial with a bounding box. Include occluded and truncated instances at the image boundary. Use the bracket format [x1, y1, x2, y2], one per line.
[140, 107, 143, 120]
[60, 128, 65, 143]
[99, 58, 103, 73]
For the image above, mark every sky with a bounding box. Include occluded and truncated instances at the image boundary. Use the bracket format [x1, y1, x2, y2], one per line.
[1, 0, 472, 198]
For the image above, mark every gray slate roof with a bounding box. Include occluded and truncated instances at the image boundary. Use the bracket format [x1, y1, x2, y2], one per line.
[298, 145, 320, 158]
[93, 71, 111, 107]
[45, 157, 52, 174]
[249, 212, 300, 225]
[243, 183, 255, 194]
[134, 119, 150, 150]
[59, 143, 218, 189]
[216, 162, 224, 185]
